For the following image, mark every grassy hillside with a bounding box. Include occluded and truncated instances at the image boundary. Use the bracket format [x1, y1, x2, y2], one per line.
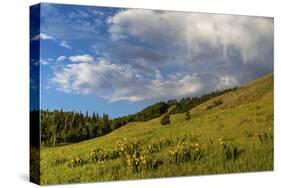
[39, 73, 273, 185]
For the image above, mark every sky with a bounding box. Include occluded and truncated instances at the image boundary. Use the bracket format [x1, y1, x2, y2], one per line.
[30, 3, 273, 118]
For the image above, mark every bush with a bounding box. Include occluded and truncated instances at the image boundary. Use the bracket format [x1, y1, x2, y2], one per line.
[185, 111, 191, 120]
[161, 114, 170, 125]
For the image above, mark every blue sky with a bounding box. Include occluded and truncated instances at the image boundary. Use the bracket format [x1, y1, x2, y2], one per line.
[30, 3, 273, 118]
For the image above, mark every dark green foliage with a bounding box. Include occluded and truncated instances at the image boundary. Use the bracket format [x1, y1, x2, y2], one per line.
[41, 110, 114, 146]
[221, 143, 242, 160]
[114, 101, 169, 126]
[170, 88, 236, 114]
[160, 114, 170, 125]
[185, 111, 191, 120]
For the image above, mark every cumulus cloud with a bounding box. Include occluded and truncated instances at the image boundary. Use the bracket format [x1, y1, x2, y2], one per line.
[69, 54, 94, 63]
[107, 9, 273, 64]
[31, 33, 55, 41]
[52, 58, 234, 102]
[59, 40, 72, 49]
[51, 9, 273, 103]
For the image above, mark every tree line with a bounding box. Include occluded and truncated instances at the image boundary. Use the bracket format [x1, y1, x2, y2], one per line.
[37, 87, 237, 147]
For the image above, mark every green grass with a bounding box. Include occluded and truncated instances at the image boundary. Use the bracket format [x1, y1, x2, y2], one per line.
[39, 73, 273, 185]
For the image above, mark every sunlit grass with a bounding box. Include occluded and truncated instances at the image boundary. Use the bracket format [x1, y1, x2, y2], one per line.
[39, 74, 273, 185]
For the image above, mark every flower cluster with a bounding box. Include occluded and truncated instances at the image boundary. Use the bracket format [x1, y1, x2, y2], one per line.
[126, 154, 146, 172]
[218, 136, 225, 145]
[169, 140, 202, 164]
[65, 156, 86, 168]
[126, 153, 163, 172]
[87, 149, 114, 163]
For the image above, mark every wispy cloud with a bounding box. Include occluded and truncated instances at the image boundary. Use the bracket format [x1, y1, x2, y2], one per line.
[69, 54, 94, 63]
[56, 56, 67, 62]
[40, 3, 99, 40]
[31, 33, 55, 41]
[59, 41, 72, 50]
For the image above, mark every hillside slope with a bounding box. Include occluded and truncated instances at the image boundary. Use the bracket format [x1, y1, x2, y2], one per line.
[191, 73, 273, 113]
[40, 73, 273, 185]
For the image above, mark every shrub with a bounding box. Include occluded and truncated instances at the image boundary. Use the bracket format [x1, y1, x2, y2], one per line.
[161, 114, 170, 125]
[185, 111, 191, 120]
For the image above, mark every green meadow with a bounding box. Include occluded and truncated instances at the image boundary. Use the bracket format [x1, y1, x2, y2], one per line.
[39, 73, 273, 185]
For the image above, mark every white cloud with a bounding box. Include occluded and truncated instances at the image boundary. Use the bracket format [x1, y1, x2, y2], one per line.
[108, 9, 273, 64]
[31, 33, 55, 41]
[52, 59, 138, 97]
[51, 59, 229, 102]
[69, 54, 94, 63]
[49, 9, 273, 103]
[56, 56, 67, 62]
[59, 40, 72, 49]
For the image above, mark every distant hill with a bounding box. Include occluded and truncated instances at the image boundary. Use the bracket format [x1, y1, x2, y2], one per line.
[191, 73, 273, 113]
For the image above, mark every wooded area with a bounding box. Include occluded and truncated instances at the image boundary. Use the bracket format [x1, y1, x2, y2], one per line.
[36, 87, 237, 147]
